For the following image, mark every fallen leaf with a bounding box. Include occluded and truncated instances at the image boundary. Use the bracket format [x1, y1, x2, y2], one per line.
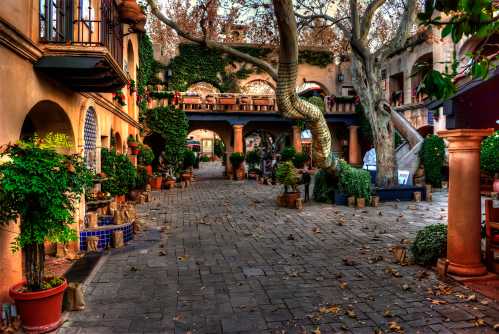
[346, 309, 357, 319]
[313, 227, 321, 233]
[177, 255, 189, 262]
[340, 282, 349, 289]
[159, 251, 167, 256]
[388, 321, 404, 333]
[312, 327, 321, 334]
[471, 318, 485, 327]
[428, 299, 448, 305]
[319, 305, 341, 314]
[416, 271, 429, 280]
[383, 309, 393, 318]
[342, 257, 356, 266]
[466, 294, 477, 302]
[287, 234, 295, 240]
[402, 283, 410, 291]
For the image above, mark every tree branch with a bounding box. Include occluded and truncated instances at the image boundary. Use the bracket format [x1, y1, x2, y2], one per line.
[350, 0, 360, 39]
[360, 0, 387, 41]
[146, 0, 278, 81]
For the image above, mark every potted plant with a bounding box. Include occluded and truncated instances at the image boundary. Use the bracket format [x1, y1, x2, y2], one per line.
[276, 161, 301, 208]
[101, 148, 137, 202]
[150, 172, 163, 190]
[337, 160, 371, 208]
[165, 175, 177, 189]
[293, 152, 308, 169]
[0, 135, 92, 333]
[245, 150, 261, 179]
[230, 152, 245, 180]
[182, 150, 196, 181]
[138, 144, 154, 175]
[280, 146, 296, 162]
[113, 90, 127, 107]
[481, 131, 499, 192]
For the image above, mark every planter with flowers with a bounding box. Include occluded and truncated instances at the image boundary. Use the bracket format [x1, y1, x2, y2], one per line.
[127, 135, 139, 155]
[0, 135, 92, 333]
[138, 144, 155, 176]
[113, 90, 127, 107]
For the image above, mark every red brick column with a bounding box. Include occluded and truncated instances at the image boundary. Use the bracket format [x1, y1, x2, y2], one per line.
[233, 124, 244, 153]
[292, 125, 302, 153]
[439, 128, 493, 277]
[348, 125, 361, 166]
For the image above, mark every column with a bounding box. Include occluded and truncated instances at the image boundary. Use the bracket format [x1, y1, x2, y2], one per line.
[348, 125, 361, 166]
[439, 128, 493, 277]
[292, 125, 302, 153]
[233, 124, 244, 153]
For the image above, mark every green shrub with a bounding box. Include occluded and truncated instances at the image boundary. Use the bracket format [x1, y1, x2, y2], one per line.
[229, 152, 245, 168]
[138, 144, 154, 165]
[135, 165, 149, 189]
[246, 150, 261, 170]
[276, 161, 300, 192]
[281, 146, 296, 161]
[420, 135, 445, 187]
[214, 139, 225, 158]
[183, 150, 196, 169]
[293, 152, 308, 168]
[481, 130, 499, 176]
[0, 135, 93, 291]
[411, 224, 447, 266]
[101, 148, 137, 196]
[313, 169, 336, 203]
[306, 96, 325, 113]
[200, 155, 210, 162]
[338, 160, 371, 200]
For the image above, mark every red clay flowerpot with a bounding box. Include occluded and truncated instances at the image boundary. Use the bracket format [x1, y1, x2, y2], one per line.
[145, 165, 153, 176]
[150, 176, 162, 190]
[181, 172, 192, 182]
[10, 279, 67, 334]
[118, 0, 141, 24]
[132, 149, 140, 155]
[165, 179, 176, 189]
[116, 195, 126, 203]
[128, 142, 138, 148]
[284, 191, 300, 208]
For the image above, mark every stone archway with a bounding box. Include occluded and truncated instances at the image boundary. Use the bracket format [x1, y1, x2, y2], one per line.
[296, 81, 329, 97]
[20, 100, 75, 147]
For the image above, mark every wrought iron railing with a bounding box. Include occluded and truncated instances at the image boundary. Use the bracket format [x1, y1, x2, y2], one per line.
[39, 0, 123, 66]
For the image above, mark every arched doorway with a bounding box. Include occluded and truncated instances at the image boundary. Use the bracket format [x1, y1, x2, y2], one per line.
[187, 129, 224, 161]
[20, 100, 75, 147]
[83, 107, 98, 170]
[241, 80, 275, 95]
[114, 132, 123, 153]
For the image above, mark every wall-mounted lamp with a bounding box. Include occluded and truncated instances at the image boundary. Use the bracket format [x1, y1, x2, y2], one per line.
[337, 73, 344, 83]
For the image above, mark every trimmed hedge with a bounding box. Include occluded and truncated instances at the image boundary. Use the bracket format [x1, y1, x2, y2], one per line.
[411, 224, 447, 266]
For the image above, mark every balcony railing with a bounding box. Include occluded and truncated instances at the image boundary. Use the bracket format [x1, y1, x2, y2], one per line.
[39, 0, 123, 65]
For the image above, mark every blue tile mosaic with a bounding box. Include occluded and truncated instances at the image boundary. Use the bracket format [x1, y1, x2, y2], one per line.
[98, 215, 114, 226]
[79, 222, 133, 251]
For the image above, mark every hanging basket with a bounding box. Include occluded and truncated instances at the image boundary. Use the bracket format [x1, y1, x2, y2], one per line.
[118, 0, 141, 24]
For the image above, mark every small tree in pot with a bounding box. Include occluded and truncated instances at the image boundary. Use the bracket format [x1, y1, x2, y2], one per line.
[0, 135, 92, 332]
[245, 150, 261, 178]
[229, 152, 245, 180]
[276, 161, 301, 208]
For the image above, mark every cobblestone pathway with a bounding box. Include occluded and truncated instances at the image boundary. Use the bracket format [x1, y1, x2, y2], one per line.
[60, 163, 499, 334]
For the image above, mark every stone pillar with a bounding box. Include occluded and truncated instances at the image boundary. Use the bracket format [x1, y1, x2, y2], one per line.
[0, 221, 22, 302]
[292, 126, 302, 153]
[348, 125, 361, 166]
[233, 124, 244, 153]
[439, 128, 493, 277]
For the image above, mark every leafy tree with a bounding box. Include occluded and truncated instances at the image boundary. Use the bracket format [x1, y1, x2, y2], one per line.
[0, 136, 92, 291]
[276, 161, 300, 192]
[481, 130, 499, 177]
[411, 224, 447, 266]
[214, 139, 225, 158]
[138, 144, 155, 165]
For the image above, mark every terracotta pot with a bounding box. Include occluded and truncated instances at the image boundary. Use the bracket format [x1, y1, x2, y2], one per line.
[10, 279, 67, 333]
[413, 191, 422, 202]
[116, 195, 126, 203]
[118, 0, 141, 24]
[371, 196, 380, 207]
[284, 192, 300, 208]
[145, 165, 153, 176]
[132, 149, 140, 155]
[181, 172, 191, 182]
[347, 196, 355, 207]
[356, 198, 366, 209]
[128, 189, 140, 201]
[150, 176, 162, 190]
[234, 167, 245, 180]
[165, 179, 176, 189]
[493, 177, 499, 193]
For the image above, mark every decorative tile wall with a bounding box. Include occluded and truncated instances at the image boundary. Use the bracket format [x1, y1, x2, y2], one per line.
[80, 222, 133, 251]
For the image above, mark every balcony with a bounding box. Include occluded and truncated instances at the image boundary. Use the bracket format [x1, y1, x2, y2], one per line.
[34, 0, 127, 92]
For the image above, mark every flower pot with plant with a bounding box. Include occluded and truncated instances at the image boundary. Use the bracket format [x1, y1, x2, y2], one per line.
[138, 144, 155, 175]
[182, 150, 196, 181]
[150, 174, 163, 190]
[245, 150, 261, 179]
[229, 152, 245, 180]
[0, 135, 92, 333]
[127, 135, 138, 148]
[276, 161, 301, 208]
[337, 160, 371, 208]
[113, 90, 127, 107]
[101, 148, 137, 200]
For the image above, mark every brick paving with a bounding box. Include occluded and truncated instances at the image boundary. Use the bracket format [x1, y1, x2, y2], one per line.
[60, 162, 499, 334]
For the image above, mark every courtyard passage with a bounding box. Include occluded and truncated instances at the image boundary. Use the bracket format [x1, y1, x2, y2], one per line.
[60, 163, 499, 333]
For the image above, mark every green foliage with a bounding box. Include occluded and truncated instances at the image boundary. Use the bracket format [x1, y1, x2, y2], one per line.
[313, 169, 336, 203]
[481, 130, 499, 176]
[200, 155, 210, 162]
[101, 148, 137, 196]
[245, 150, 261, 170]
[138, 144, 154, 165]
[214, 139, 225, 158]
[135, 165, 149, 189]
[293, 152, 308, 169]
[420, 135, 446, 188]
[298, 50, 334, 68]
[149, 91, 174, 100]
[305, 96, 325, 113]
[183, 150, 196, 169]
[281, 146, 296, 161]
[276, 161, 300, 192]
[145, 106, 188, 173]
[229, 152, 245, 168]
[138, 34, 156, 117]
[337, 160, 371, 200]
[127, 135, 136, 143]
[418, 0, 499, 100]
[0, 136, 92, 290]
[411, 224, 447, 266]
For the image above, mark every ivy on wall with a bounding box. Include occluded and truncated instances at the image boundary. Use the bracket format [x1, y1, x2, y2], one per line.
[168, 43, 334, 92]
[138, 34, 155, 116]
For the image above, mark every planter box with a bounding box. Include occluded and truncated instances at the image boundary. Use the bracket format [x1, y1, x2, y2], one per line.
[219, 97, 236, 105]
[182, 97, 202, 104]
[375, 185, 426, 202]
[253, 98, 273, 106]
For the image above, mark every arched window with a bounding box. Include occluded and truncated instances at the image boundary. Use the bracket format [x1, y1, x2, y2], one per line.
[241, 80, 275, 95]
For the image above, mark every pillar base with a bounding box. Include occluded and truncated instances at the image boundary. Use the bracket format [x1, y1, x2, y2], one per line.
[448, 261, 488, 277]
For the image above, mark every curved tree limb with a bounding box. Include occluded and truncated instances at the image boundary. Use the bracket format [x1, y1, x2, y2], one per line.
[360, 0, 387, 42]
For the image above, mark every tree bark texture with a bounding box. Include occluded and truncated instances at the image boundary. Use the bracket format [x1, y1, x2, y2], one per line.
[24, 243, 45, 291]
